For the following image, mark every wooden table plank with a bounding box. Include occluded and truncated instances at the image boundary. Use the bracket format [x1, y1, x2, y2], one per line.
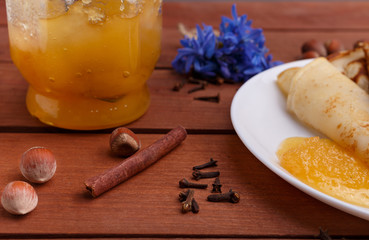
[2, 1, 369, 29]
[0, 133, 368, 237]
[0, 63, 237, 132]
[162, 1, 369, 31]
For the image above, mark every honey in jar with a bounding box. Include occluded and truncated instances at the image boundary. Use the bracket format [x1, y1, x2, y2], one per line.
[5, 0, 162, 130]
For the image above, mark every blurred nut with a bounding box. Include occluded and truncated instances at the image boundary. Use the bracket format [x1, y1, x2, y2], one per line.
[302, 50, 320, 59]
[353, 40, 368, 49]
[301, 39, 327, 56]
[325, 39, 344, 54]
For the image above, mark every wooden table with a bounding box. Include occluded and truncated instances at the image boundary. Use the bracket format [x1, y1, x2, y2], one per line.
[1, 0, 369, 239]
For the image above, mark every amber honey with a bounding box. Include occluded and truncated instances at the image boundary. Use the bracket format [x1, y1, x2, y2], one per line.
[6, 0, 162, 129]
[277, 137, 369, 208]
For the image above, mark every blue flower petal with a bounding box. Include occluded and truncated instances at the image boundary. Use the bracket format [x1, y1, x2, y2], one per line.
[172, 4, 282, 82]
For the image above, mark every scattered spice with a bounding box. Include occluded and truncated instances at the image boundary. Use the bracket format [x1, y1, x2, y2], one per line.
[172, 80, 185, 91]
[179, 178, 208, 189]
[318, 228, 333, 240]
[182, 189, 195, 213]
[191, 198, 200, 213]
[192, 170, 220, 180]
[188, 77, 208, 85]
[207, 189, 240, 203]
[179, 189, 200, 213]
[177, 158, 240, 213]
[193, 158, 218, 170]
[179, 189, 190, 202]
[211, 177, 222, 193]
[187, 83, 206, 94]
[194, 94, 220, 103]
[85, 126, 187, 197]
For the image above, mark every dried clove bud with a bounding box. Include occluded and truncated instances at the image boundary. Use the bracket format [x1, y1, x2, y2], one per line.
[178, 189, 190, 202]
[207, 189, 240, 203]
[192, 170, 220, 180]
[182, 189, 194, 213]
[179, 178, 208, 189]
[188, 83, 206, 94]
[193, 158, 218, 170]
[172, 80, 185, 91]
[193, 94, 220, 103]
[211, 177, 222, 193]
[318, 228, 333, 240]
[191, 198, 199, 213]
[187, 77, 208, 85]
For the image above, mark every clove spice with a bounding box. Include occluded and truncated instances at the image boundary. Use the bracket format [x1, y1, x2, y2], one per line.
[192, 170, 220, 180]
[187, 77, 208, 85]
[84, 126, 187, 197]
[318, 228, 333, 240]
[211, 177, 222, 193]
[187, 83, 206, 94]
[191, 198, 199, 213]
[179, 189, 190, 202]
[193, 158, 218, 170]
[194, 94, 220, 103]
[207, 189, 240, 203]
[179, 178, 208, 189]
[179, 189, 200, 213]
[182, 189, 195, 213]
[172, 80, 185, 91]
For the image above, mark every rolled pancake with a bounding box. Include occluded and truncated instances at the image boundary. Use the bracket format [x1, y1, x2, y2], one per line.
[287, 57, 369, 162]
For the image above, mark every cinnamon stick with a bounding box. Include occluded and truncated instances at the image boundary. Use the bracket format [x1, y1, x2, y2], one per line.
[84, 126, 187, 197]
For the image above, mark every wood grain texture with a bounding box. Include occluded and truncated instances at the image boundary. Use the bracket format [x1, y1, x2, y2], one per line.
[2, 1, 369, 29]
[0, 64, 236, 131]
[162, 1, 369, 30]
[1, 1, 369, 65]
[0, 133, 368, 237]
[0, 1, 369, 238]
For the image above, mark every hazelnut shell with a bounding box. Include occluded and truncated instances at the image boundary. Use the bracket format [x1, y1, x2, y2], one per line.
[1, 181, 38, 215]
[110, 127, 141, 157]
[20, 147, 57, 183]
[301, 39, 327, 57]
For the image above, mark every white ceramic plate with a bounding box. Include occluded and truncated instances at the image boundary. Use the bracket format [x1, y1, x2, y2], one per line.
[230, 59, 369, 221]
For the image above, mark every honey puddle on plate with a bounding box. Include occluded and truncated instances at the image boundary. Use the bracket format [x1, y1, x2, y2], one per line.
[277, 136, 369, 208]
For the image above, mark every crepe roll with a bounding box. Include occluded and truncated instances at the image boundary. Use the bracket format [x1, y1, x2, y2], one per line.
[286, 57, 369, 162]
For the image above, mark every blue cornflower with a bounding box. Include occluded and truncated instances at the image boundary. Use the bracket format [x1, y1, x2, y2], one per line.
[215, 4, 282, 82]
[171, 4, 283, 82]
[172, 24, 218, 78]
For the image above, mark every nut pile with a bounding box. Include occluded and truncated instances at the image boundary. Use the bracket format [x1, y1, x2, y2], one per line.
[301, 39, 345, 59]
[178, 158, 240, 214]
[1, 147, 57, 215]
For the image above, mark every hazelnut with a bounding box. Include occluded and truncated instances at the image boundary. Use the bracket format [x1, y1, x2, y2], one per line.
[20, 147, 57, 183]
[110, 127, 141, 157]
[301, 39, 327, 57]
[353, 40, 368, 49]
[325, 39, 344, 54]
[302, 50, 320, 59]
[1, 181, 38, 215]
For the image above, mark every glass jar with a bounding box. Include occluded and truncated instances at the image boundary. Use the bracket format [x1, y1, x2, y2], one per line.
[5, 0, 162, 130]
